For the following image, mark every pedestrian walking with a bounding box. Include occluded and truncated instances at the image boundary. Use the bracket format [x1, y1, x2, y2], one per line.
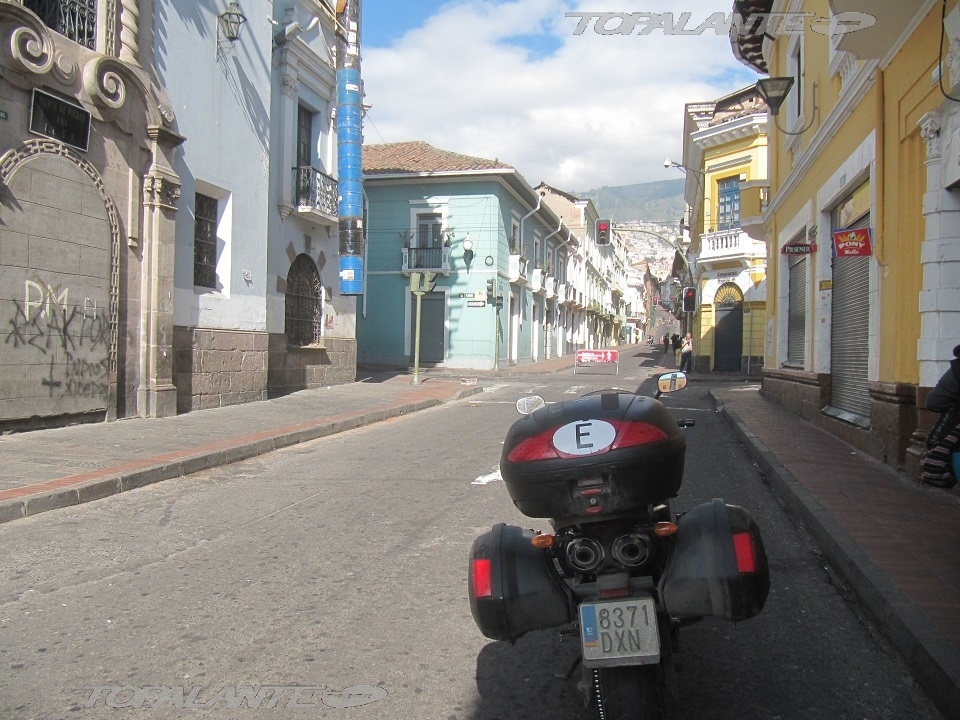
[662, 334, 669, 355]
[672, 334, 681, 365]
[920, 343, 960, 488]
[680, 332, 694, 373]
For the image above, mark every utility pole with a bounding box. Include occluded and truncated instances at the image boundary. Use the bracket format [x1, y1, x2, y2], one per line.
[336, 0, 364, 295]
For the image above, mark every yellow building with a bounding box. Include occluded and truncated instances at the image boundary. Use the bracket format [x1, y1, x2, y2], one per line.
[679, 86, 769, 374]
[729, 1, 954, 471]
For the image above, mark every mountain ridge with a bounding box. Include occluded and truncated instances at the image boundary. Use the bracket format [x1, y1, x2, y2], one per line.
[575, 178, 686, 224]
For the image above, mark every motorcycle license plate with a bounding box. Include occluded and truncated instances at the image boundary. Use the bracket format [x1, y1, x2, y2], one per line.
[579, 598, 660, 667]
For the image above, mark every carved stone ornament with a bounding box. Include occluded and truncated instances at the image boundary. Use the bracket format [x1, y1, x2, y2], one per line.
[83, 56, 129, 110]
[919, 112, 942, 161]
[143, 175, 182, 210]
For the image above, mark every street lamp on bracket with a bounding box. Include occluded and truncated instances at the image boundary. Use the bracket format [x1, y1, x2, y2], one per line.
[664, 158, 705, 235]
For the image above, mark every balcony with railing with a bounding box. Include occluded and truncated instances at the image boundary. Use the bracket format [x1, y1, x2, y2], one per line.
[530, 268, 544, 294]
[544, 276, 557, 299]
[401, 246, 451, 276]
[294, 166, 338, 225]
[698, 225, 763, 266]
[508, 254, 529, 284]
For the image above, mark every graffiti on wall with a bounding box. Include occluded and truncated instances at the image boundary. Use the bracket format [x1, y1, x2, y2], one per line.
[4, 278, 110, 401]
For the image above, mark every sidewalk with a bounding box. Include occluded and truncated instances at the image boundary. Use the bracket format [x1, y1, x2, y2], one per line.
[712, 384, 960, 720]
[0, 373, 484, 524]
[0, 348, 956, 717]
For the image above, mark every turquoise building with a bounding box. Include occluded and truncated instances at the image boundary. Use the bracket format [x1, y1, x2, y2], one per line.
[358, 142, 582, 370]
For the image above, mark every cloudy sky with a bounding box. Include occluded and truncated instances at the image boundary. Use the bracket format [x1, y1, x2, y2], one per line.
[359, 0, 762, 192]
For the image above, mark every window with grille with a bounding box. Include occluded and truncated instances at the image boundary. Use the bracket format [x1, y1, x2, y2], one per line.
[285, 254, 323, 346]
[717, 177, 741, 231]
[193, 193, 218, 289]
[25, 0, 97, 49]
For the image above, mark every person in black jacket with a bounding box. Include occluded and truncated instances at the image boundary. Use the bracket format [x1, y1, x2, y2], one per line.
[927, 344, 960, 413]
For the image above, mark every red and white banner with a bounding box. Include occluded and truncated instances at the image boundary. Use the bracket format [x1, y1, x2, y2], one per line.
[576, 349, 619, 364]
[832, 228, 872, 257]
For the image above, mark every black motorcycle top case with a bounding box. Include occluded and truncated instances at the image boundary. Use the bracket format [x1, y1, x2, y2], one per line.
[468, 523, 573, 641]
[500, 392, 686, 523]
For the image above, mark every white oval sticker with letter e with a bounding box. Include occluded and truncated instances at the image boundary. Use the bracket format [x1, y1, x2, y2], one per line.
[553, 419, 616, 455]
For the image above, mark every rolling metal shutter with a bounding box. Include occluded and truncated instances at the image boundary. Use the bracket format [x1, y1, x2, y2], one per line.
[787, 255, 806, 366]
[829, 212, 871, 419]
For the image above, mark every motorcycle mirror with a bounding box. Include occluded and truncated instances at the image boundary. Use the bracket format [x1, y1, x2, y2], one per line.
[655, 372, 687, 398]
[516, 396, 545, 415]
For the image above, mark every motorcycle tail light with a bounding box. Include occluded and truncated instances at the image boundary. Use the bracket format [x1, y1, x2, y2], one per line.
[505, 429, 561, 462]
[505, 420, 668, 462]
[610, 420, 669, 450]
[472, 558, 492, 598]
[733, 531, 758, 573]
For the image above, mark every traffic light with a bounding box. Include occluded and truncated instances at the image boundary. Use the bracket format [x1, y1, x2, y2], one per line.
[682, 286, 697, 312]
[486, 278, 496, 302]
[596, 219, 611, 246]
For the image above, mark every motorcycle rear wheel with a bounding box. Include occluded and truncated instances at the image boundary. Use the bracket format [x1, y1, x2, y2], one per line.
[592, 666, 662, 720]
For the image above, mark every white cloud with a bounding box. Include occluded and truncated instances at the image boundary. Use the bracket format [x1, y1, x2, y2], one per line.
[362, 0, 760, 191]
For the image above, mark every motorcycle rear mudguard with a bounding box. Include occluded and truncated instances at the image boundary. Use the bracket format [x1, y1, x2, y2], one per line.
[468, 523, 574, 642]
[659, 499, 770, 622]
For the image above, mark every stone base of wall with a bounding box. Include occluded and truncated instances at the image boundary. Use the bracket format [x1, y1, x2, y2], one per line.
[761, 368, 918, 469]
[692, 355, 763, 376]
[267, 335, 356, 397]
[173, 327, 269, 413]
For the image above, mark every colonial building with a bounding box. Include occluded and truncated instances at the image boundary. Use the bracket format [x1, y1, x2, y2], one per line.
[357, 142, 624, 371]
[0, 0, 355, 428]
[729, 0, 954, 470]
[679, 84, 769, 374]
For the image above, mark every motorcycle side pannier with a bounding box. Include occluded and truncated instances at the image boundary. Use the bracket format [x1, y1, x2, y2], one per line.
[468, 523, 574, 641]
[499, 392, 686, 523]
[659, 499, 770, 622]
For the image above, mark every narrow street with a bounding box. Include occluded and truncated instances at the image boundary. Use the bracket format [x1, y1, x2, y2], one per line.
[0, 357, 944, 719]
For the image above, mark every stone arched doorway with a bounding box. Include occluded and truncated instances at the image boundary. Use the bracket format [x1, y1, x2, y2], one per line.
[714, 283, 743, 371]
[0, 142, 119, 425]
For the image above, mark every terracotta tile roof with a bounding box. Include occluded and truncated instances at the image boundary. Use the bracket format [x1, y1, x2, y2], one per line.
[363, 141, 513, 175]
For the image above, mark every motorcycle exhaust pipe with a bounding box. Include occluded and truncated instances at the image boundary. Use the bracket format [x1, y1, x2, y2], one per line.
[565, 537, 605, 572]
[611, 533, 651, 568]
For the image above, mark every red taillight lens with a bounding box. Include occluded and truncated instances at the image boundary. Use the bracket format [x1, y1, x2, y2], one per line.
[472, 558, 492, 598]
[506, 431, 560, 462]
[610, 421, 668, 450]
[733, 531, 757, 573]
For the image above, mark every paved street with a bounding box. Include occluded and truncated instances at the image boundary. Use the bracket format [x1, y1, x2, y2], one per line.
[0, 353, 952, 719]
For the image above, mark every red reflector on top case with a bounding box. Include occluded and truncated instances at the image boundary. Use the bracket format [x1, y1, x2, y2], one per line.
[506, 432, 560, 462]
[610, 421, 669, 450]
[472, 558, 492, 598]
[732, 532, 757, 573]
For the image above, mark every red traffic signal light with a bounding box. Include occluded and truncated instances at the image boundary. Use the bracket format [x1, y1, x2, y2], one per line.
[682, 287, 696, 312]
[596, 219, 611, 245]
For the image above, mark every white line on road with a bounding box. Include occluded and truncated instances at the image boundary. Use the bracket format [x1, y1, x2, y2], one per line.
[472, 465, 502, 485]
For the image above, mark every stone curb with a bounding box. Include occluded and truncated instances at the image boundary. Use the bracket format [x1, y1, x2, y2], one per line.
[0, 386, 483, 527]
[710, 391, 960, 720]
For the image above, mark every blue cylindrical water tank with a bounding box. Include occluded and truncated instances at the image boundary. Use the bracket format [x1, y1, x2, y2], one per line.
[339, 255, 363, 296]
